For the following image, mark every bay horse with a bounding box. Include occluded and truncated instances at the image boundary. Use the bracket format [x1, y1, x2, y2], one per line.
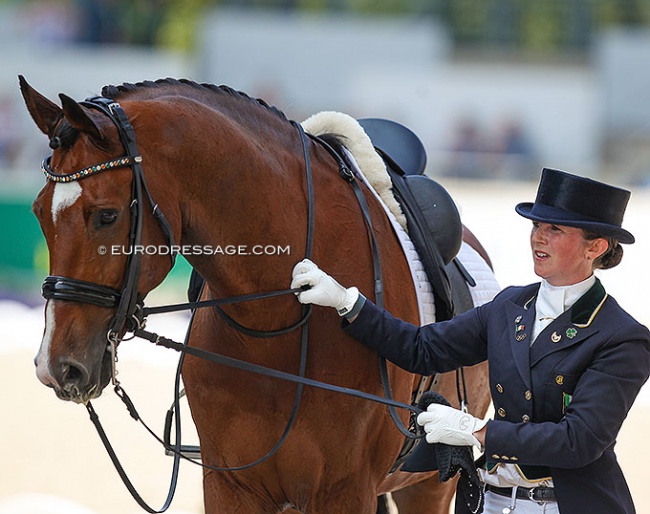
[21, 76, 495, 514]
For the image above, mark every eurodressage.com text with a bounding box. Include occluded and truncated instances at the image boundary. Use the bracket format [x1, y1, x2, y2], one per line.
[100, 244, 292, 257]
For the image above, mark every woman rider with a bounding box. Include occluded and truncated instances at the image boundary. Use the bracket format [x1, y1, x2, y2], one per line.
[291, 168, 650, 514]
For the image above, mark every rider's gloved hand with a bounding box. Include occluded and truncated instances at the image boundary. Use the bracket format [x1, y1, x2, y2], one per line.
[291, 259, 363, 318]
[417, 403, 488, 449]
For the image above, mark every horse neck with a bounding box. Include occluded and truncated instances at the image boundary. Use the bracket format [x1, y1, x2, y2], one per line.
[152, 105, 311, 299]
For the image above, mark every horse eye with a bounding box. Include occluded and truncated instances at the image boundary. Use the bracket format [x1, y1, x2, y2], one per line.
[98, 209, 118, 226]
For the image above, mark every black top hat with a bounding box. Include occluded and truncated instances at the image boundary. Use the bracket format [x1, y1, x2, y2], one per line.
[515, 168, 634, 244]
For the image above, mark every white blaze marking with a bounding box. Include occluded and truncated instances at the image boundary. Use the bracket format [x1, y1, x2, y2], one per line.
[36, 300, 59, 387]
[51, 181, 82, 224]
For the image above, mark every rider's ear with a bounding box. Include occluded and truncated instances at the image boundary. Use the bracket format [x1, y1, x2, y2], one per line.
[59, 93, 105, 143]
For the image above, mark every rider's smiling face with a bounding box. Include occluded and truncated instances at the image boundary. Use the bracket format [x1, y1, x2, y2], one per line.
[529, 222, 607, 286]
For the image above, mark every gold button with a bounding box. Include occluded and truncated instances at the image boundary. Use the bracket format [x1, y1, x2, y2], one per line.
[510, 456, 519, 461]
[492, 454, 500, 459]
[556, 375, 564, 385]
[524, 390, 532, 400]
[522, 415, 530, 422]
[502, 456, 510, 461]
[496, 383, 504, 394]
[497, 407, 506, 418]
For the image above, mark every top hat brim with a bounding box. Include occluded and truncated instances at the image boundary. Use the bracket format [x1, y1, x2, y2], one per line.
[516, 202, 635, 244]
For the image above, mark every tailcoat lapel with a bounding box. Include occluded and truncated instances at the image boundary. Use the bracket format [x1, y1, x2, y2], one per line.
[530, 280, 607, 366]
[505, 297, 536, 390]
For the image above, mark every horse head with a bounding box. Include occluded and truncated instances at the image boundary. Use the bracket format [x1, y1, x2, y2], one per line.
[20, 76, 178, 403]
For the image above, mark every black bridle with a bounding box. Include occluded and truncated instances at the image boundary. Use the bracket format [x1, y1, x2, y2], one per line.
[40, 97, 428, 512]
[40, 97, 184, 513]
[41, 97, 177, 363]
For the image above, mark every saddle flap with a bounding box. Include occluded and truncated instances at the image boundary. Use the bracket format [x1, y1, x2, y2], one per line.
[403, 175, 463, 266]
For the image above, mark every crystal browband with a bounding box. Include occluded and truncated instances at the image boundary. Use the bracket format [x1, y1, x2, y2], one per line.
[41, 155, 141, 183]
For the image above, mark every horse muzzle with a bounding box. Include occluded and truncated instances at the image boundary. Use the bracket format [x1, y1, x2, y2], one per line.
[53, 358, 100, 404]
[35, 350, 110, 404]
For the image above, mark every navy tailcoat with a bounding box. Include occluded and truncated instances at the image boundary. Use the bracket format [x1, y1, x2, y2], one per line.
[345, 279, 650, 514]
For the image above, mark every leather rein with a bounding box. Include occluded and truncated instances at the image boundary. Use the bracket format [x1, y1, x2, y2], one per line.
[40, 97, 424, 513]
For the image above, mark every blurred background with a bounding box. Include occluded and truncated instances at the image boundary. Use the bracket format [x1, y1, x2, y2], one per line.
[0, 1, 649, 513]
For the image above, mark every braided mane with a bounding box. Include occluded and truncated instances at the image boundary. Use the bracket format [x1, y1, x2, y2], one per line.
[100, 78, 290, 122]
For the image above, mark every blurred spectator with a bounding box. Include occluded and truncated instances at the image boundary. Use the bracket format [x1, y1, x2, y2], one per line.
[19, 0, 167, 47]
[74, 0, 125, 44]
[120, 0, 166, 46]
[493, 116, 538, 180]
[441, 114, 538, 181]
[22, 0, 78, 46]
[444, 116, 492, 179]
[0, 97, 22, 171]
[75, 0, 165, 46]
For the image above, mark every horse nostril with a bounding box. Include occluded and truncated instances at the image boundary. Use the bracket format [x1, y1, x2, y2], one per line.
[60, 359, 90, 389]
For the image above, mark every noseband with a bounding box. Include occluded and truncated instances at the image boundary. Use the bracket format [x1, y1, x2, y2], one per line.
[41, 97, 176, 372]
[42, 275, 122, 308]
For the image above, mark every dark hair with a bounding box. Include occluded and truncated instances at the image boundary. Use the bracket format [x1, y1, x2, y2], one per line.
[583, 231, 623, 270]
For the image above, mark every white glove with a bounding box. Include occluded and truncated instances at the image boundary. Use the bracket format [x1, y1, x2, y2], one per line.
[416, 403, 488, 448]
[291, 259, 360, 316]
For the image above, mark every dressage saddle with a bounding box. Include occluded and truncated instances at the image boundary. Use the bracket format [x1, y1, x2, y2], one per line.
[358, 117, 470, 322]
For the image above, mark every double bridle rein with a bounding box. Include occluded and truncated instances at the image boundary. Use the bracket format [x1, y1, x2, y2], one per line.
[40, 96, 426, 513]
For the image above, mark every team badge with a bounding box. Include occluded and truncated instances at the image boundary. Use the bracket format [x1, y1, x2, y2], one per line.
[551, 331, 562, 343]
[566, 328, 577, 339]
[515, 323, 527, 341]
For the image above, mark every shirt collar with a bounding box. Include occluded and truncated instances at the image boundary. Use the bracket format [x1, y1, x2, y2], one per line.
[537, 275, 596, 318]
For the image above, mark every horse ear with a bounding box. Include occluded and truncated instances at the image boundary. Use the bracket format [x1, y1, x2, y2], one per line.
[59, 93, 105, 142]
[18, 75, 63, 137]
